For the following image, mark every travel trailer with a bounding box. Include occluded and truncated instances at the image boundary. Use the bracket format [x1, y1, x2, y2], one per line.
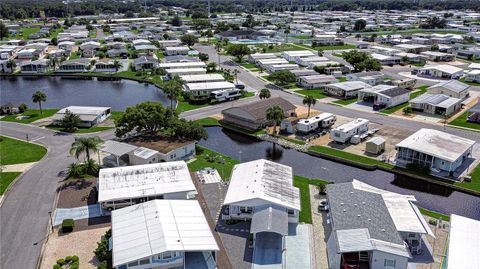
[296, 113, 336, 133]
[210, 88, 242, 102]
[330, 118, 369, 144]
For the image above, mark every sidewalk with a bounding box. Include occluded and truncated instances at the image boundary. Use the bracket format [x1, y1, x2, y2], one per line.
[1, 161, 37, 172]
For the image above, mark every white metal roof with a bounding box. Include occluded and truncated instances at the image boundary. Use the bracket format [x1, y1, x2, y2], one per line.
[56, 106, 110, 115]
[111, 200, 219, 267]
[223, 159, 301, 210]
[185, 81, 235, 91]
[332, 118, 369, 133]
[98, 161, 195, 203]
[351, 180, 434, 237]
[447, 214, 480, 269]
[396, 128, 475, 162]
[159, 62, 206, 69]
[327, 81, 371, 92]
[179, 73, 224, 83]
[282, 50, 315, 57]
[336, 228, 374, 253]
[420, 64, 463, 75]
[100, 140, 138, 157]
[132, 147, 158, 159]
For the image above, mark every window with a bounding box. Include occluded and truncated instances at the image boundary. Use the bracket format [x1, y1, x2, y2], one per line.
[139, 259, 150, 265]
[162, 251, 172, 259]
[384, 259, 396, 268]
[127, 261, 138, 267]
[287, 209, 295, 215]
[240, 207, 253, 214]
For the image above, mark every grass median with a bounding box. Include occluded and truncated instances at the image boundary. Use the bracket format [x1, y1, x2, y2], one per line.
[0, 136, 47, 165]
[295, 89, 328, 99]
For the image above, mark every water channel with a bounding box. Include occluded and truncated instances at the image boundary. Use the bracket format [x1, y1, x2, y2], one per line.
[199, 126, 480, 220]
[0, 76, 171, 111]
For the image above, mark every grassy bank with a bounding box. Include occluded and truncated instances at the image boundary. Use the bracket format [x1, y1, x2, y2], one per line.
[187, 146, 240, 180]
[0, 136, 47, 165]
[453, 164, 480, 192]
[309, 145, 394, 169]
[293, 176, 329, 224]
[194, 117, 220, 126]
[418, 207, 450, 221]
[0, 172, 22, 195]
[45, 125, 114, 134]
[0, 109, 59, 124]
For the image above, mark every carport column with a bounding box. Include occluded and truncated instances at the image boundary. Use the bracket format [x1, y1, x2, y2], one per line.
[116, 155, 119, 167]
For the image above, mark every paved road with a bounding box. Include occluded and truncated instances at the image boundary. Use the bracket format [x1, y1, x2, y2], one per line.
[0, 122, 115, 269]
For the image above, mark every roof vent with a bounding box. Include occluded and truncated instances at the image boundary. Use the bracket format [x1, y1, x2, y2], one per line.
[381, 229, 386, 232]
[343, 209, 346, 212]
[354, 203, 358, 206]
[340, 202, 344, 206]
[357, 214, 361, 217]
[368, 218, 371, 221]
[362, 202, 366, 205]
[350, 191, 354, 194]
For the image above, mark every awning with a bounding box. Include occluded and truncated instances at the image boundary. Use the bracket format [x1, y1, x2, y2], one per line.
[100, 140, 138, 157]
[250, 205, 288, 236]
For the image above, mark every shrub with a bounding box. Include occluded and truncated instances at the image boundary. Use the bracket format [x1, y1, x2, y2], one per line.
[53, 255, 79, 269]
[61, 219, 74, 233]
[19, 104, 28, 113]
[53, 265, 61, 269]
[428, 219, 437, 225]
[406, 163, 431, 174]
[403, 106, 413, 115]
[56, 259, 65, 266]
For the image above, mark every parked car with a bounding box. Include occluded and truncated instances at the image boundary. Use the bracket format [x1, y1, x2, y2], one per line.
[342, 253, 360, 269]
[235, 84, 245, 89]
[318, 199, 328, 211]
[373, 102, 387, 111]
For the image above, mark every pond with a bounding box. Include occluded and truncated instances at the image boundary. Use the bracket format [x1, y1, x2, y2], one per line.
[199, 126, 480, 220]
[0, 76, 172, 111]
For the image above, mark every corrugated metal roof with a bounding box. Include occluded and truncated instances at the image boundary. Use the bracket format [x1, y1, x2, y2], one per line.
[447, 214, 480, 269]
[336, 228, 374, 253]
[100, 140, 138, 156]
[111, 200, 219, 267]
[250, 205, 289, 235]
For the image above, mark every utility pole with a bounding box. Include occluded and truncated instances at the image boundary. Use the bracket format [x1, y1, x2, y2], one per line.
[207, 0, 211, 18]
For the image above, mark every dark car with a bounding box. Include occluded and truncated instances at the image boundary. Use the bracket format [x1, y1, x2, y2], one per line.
[411, 69, 418, 75]
[235, 84, 245, 89]
[373, 103, 387, 111]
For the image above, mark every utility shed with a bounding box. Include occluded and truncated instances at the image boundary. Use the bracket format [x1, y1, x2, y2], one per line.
[446, 214, 480, 269]
[365, 137, 386, 155]
[111, 199, 219, 269]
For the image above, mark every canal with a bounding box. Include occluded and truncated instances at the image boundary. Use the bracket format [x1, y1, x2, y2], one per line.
[0, 76, 171, 111]
[199, 126, 480, 220]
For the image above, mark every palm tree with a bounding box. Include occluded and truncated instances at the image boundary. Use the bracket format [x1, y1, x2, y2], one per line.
[355, 33, 361, 41]
[215, 42, 222, 66]
[284, 27, 290, 43]
[163, 77, 183, 110]
[5, 59, 16, 72]
[113, 60, 122, 72]
[259, 88, 271, 99]
[32, 91, 47, 114]
[70, 136, 104, 162]
[266, 105, 285, 135]
[302, 95, 316, 117]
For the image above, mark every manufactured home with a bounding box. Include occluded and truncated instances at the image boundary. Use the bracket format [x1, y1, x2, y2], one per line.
[111, 200, 219, 269]
[51, 106, 111, 127]
[97, 161, 196, 210]
[184, 81, 236, 99]
[324, 81, 371, 98]
[330, 118, 369, 144]
[409, 93, 462, 116]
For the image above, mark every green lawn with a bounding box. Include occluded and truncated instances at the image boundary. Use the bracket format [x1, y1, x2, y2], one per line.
[295, 89, 328, 100]
[45, 125, 113, 134]
[0, 109, 59, 124]
[314, 44, 356, 50]
[292, 35, 312, 40]
[20, 28, 41, 39]
[309, 145, 394, 169]
[338, 77, 347, 82]
[69, 52, 80, 60]
[0, 136, 47, 165]
[459, 77, 480, 87]
[282, 137, 307, 145]
[240, 62, 259, 71]
[453, 163, 480, 192]
[449, 111, 480, 130]
[193, 117, 220, 126]
[156, 51, 165, 59]
[177, 92, 255, 113]
[50, 27, 64, 38]
[293, 176, 329, 224]
[0, 172, 22, 195]
[418, 207, 450, 221]
[187, 146, 240, 180]
[380, 86, 428, 114]
[255, 44, 306, 53]
[332, 98, 358, 106]
[110, 111, 124, 122]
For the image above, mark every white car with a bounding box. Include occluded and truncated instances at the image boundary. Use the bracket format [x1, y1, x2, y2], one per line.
[318, 199, 328, 212]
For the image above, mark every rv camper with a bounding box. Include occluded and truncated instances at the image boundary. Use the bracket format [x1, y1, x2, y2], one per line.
[296, 113, 336, 133]
[330, 118, 369, 144]
[210, 88, 242, 102]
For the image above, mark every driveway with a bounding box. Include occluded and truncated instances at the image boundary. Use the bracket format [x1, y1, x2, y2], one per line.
[53, 204, 109, 226]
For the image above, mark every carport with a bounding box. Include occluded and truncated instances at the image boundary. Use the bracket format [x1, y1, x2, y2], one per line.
[99, 140, 138, 167]
[251, 205, 288, 269]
